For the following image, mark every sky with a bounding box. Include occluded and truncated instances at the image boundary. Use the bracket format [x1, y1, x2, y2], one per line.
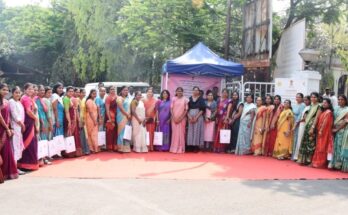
[4, 0, 290, 13]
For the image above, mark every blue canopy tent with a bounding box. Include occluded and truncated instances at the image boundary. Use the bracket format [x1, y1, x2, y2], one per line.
[161, 42, 244, 93]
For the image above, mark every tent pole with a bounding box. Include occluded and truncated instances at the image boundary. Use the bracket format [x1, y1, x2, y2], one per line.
[241, 75, 244, 101]
[165, 72, 169, 89]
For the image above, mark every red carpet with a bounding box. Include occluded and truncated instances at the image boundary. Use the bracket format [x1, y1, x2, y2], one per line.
[29, 152, 348, 180]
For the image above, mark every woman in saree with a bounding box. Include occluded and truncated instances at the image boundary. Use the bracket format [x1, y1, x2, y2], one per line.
[235, 94, 256, 155]
[273, 100, 294, 160]
[43, 87, 54, 141]
[298, 92, 322, 165]
[204, 90, 217, 152]
[95, 87, 106, 132]
[18, 83, 39, 171]
[144, 87, 157, 151]
[251, 97, 267, 156]
[62, 86, 82, 157]
[9, 87, 25, 173]
[155, 90, 171, 152]
[105, 86, 117, 151]
[291, 93, 305, 158]
[170, 87, 188, 154]
[116, 86, 131, 153]
[187, 86, 205, 151]
[0, 83, 18, 180]
[312, 98, 334, 168]
[263, 95, 283, 156]
[293, 96, 311, 160]
[78, 88, 90, 155]
[131, 91, 148, 153]
[52, 83, 65, 138]
[86, 89, 99, 153]
[227, 92, 243, 153]
[330, 95, 348, 171]
[213, 89, 231, 153]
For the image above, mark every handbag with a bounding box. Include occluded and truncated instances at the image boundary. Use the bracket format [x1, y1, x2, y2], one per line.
[98, 131, 106, 146]
[146, 131, 150, 146]
[124, 123, 132, 141]
[37, 139, 49, 159]
[48, 139, 58, 157]
[220, 129, 231, 144]
[153, 127, 163, 146]
[64, 136, 76, 153]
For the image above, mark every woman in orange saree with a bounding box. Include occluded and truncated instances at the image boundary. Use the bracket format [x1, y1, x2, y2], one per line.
[105, 86, 117, 151]
[86, 89, 99, 153]
[143, 88, 157, 151]
[312, 98, 334, 168]
[251, 97, 267, 156]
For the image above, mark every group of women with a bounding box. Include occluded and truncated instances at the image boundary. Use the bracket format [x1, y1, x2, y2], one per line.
[1, 83, 347, 184]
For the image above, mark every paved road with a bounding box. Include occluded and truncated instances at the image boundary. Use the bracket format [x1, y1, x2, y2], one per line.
[1, 176, 347, 215]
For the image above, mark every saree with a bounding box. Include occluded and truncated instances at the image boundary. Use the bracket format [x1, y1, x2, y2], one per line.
[155, 99, 171, 151]
[170, 96, 188, 154]
[0, 99, 18, 179]
[86, 99, 99, 153]
[36, 97, 49, 141]
[312, 109, 334, 168]
[229, 101, 243, 152]
[204, 100, 217, 148]
[9, 99, 25, 161]
[131, 100, 148, 153]
[144, 97, 157, 151]
[213, 98, 231, 153]
[43, 98, 54, 140]
[273, 109, 294, 159]
[297, 103, 320, 165]
[330, 106, 348, 170]
[79, 98, 90, 155]
[116, 96, 131, 153]
[105, 95, 117, 151]
[293, 105, 310, 160]
[187, 96, 205, 148]
[95, 96, 106, 131]
[52, 93, 64, 137]
[292, 103, 305, 156]
[263, 104, 283, 156]
[235, 102, 256, 155]
[18, 95, 39, 171]
[251, 106, 267, 155]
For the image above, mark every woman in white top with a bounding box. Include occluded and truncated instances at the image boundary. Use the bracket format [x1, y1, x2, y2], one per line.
[9, 86, 25, 174]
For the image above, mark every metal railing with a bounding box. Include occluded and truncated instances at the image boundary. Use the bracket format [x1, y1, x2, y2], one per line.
[226, 80, 275, 102]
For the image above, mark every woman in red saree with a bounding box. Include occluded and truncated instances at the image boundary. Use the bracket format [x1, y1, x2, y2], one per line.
[143, 87, 157, 151]
[264, 95, 284, 156]
[0, 83, 18, 180]
[105, 86, 117, 151]
[312, 98, 334, 168]
[17, 83, 39, 171]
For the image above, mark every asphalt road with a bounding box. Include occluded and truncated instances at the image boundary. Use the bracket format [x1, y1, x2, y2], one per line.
[1, 176, 347, 215]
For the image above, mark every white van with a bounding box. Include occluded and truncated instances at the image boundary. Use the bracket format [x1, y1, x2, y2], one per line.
[84, 82, 150, 97]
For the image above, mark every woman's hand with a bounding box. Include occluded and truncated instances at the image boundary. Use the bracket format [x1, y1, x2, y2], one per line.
[270, 124, 275, 130]
[284, 130, 290, 137]
[20, 123, 26, 133]
[247, 122, 252, 129]
[56, 121, 60, 128]
[332, 128, 338, 133]
[94, 120, 98, 126]
[6, 129, 13, 137]
[309, 127, 314, 136]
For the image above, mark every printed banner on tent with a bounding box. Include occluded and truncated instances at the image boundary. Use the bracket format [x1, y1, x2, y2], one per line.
[163, 74, 222, 98]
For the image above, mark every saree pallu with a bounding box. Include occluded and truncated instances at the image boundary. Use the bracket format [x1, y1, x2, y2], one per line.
[54, 101, 64, 137]
[262, 105, 274, 156]
[155, 100, 171, 152]
[312, 110, 334, 168]
[235, 103, 256, 155]
[330, 106, 348, 170]
[292, 103, 305, 157]
[105, 96, 117, 151]
[187, 109, 205, 148]
[170, 96, 188, 154]
[116, 97, 131, 153]
[0, 100, 18, 179]
[298, 104, 320, 165]
[131, 100, 148, 153]
[251, 106, 267, 155]
[273, 109, 294, 159]
[144, 97, 157, 151]
[293, 106, 310, 160]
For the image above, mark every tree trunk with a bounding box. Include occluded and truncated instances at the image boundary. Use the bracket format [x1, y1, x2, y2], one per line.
[224, 0, 232, 59]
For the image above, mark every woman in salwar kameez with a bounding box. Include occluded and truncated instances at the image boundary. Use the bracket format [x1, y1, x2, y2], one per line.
[170, 87, 188, 154]
[273, 100, 294, 160]
[298, 92, 322, 165]
[86, 90, 99, 153]
[291, 93, 305, 159]
[116, 86, 131, 153]
[131, 91, 148, 153]
[312, 98, 334, 168]
[155, 90, 171, 152]
[204, 91, 217, 152]
[187, 86, 205, 151]
[105, 86, 117, 152]
[251, 97, 267, 156]
[144, 87, 157, 151]
[235, 94, 256, 155]
[213, 89, 231, 153]
[330, 95, 348, 171]
[0, 83, 18, 180]
[18, 83, 39, 171]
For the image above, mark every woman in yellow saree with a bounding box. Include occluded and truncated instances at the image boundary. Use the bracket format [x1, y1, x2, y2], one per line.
[251, 97, 267, 156]
[273, 100, 294, 160]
